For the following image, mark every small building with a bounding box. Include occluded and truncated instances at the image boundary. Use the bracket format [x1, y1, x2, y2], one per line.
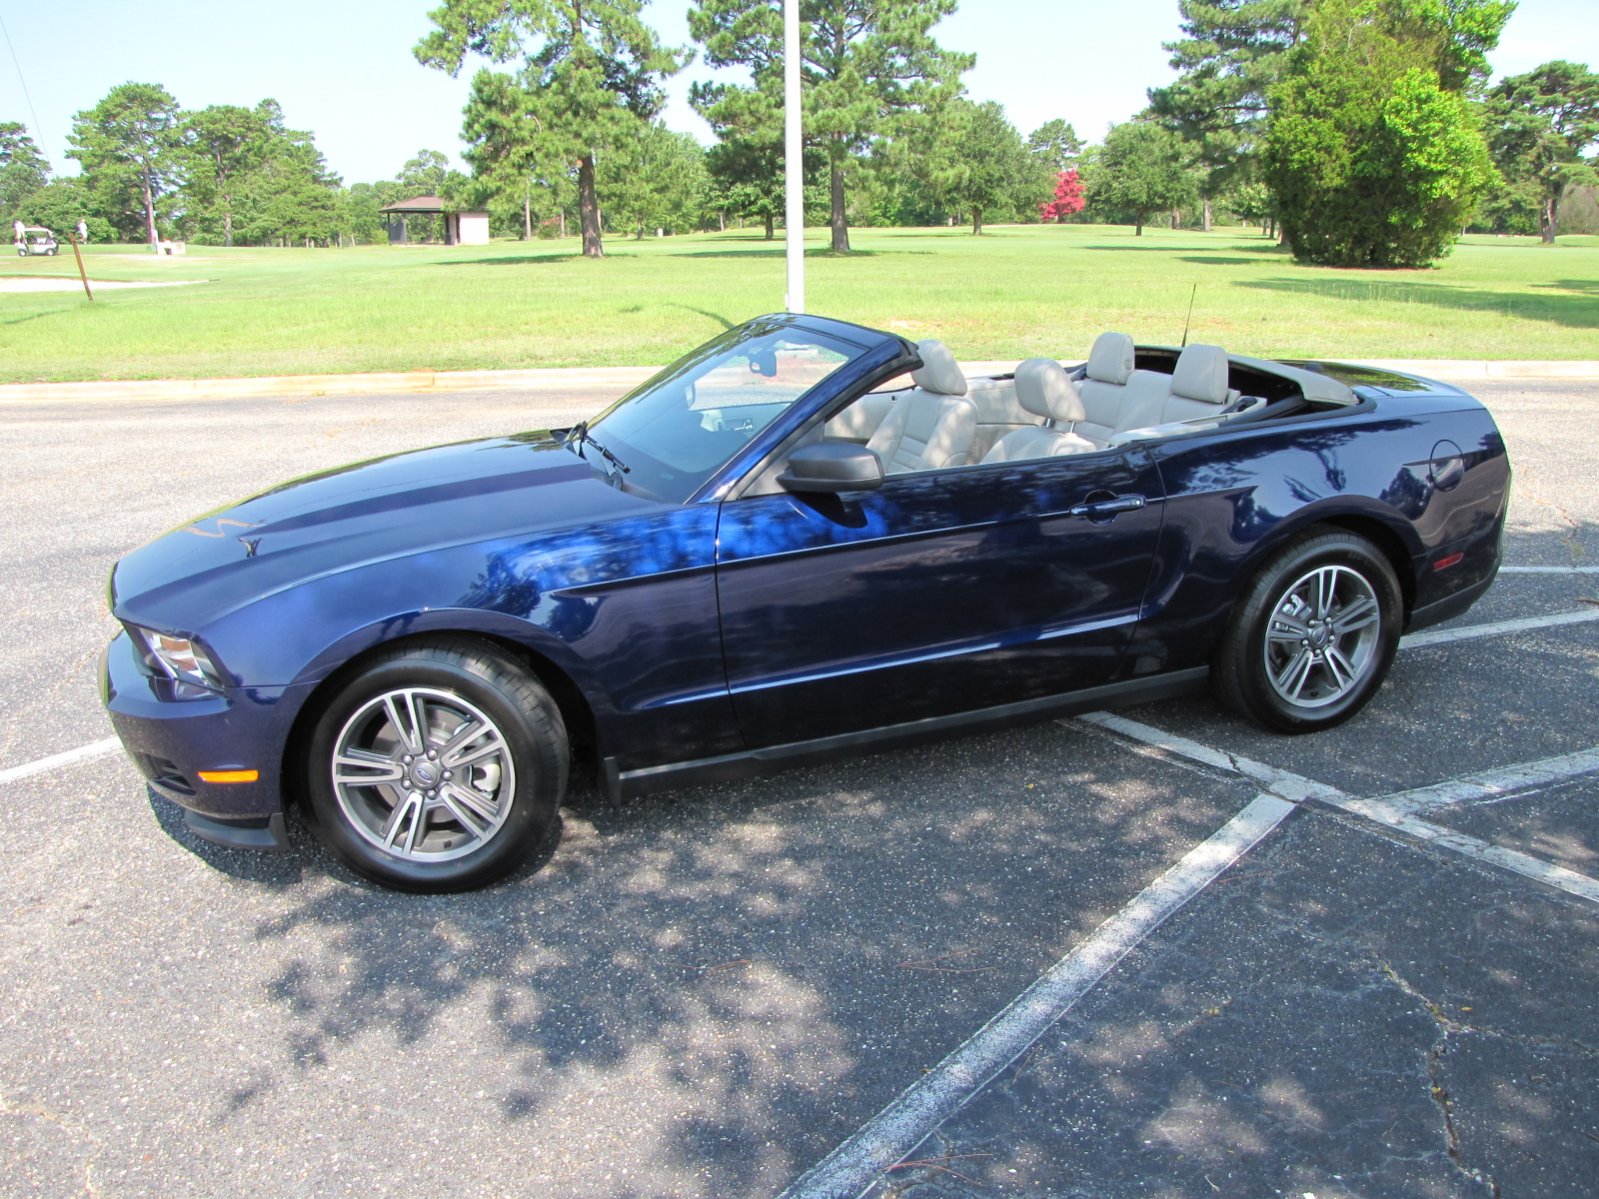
[379, 196, 491, 246]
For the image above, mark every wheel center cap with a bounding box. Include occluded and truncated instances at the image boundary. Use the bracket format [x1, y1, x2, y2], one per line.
[410, 762, 438, 787]
[1309, 624, 1331, 650]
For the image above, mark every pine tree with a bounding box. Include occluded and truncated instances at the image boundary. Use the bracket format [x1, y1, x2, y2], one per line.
[417, 0, 685, 258]
[1147, 0, 1310, 232]
[0, 123, 50, 222]
[688, 0, 972, 253]
[68, 83, 184, 246]
[1487, 61, 1599, 244]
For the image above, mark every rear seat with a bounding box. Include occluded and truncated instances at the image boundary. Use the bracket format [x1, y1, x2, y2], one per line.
[963, 375, 1035, 460]
[1110, 343, 1239, 444]
[1075, 332, 1135, 444]
[980, 358, 1095, 463]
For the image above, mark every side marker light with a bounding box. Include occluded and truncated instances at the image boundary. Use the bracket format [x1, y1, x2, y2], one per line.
[197, 769, 260, 784]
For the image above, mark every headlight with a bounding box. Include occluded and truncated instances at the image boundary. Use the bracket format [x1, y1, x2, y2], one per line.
[127, 625, 226, 690]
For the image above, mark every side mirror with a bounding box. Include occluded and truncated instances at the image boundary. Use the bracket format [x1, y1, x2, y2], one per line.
[748, 348, 778, 377]
[778, 442, 885, 494]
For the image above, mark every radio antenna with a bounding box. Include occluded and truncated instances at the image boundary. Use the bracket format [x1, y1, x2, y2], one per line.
[1180, 283, 1197, 347]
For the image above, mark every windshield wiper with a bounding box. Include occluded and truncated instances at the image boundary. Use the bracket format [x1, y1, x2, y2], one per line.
[559, 421, 631, 480]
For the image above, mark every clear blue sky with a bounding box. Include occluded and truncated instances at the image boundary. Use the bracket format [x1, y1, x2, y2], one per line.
[4, 0, 1595, 185]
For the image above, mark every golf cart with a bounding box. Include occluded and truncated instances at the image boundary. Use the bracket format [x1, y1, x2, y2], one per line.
[15, 226, 58, 256]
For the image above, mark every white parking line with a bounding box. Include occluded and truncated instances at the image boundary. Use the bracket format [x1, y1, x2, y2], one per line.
[1499, 565, 1599, 574]
[0, 737, 121, 787]
[1370, 746, 1599, 817]
[778, 793, 1296, 1199]
[1077, 712, 1344, 803]
[1082, 713, 1599, 908]
[1400, 607, 1599, 650]
[1336, 796, 1599, 905]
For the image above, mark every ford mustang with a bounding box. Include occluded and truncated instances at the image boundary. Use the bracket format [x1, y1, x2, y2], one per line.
[102, 313, 1511, 890]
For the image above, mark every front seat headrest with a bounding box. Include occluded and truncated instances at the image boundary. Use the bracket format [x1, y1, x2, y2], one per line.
[1014, 358, 1086, 424]
[912, 340, 968, 396]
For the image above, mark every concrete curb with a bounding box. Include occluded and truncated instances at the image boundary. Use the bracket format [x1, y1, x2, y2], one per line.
[0, 366, 663, 404]
[0, 359, 1594, 405]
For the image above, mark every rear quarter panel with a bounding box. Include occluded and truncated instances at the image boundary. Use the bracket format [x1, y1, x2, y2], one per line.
[1128, 393, 1508, 677]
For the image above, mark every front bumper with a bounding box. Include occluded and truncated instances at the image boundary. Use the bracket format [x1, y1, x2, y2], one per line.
[101, 631, 314, 850]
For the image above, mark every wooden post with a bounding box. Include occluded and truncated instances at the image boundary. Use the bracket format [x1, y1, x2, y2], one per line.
[68, 232, 93, 303]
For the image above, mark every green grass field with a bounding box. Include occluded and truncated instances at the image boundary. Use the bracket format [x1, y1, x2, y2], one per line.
[6, 224, 1598, 383]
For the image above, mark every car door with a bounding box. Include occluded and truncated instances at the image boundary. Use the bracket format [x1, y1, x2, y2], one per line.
[713, 448, 1167, 748]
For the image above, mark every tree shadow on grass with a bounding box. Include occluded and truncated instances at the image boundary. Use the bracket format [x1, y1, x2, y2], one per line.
[663, 246, 893, 259]
[1238, 276, 1599, 331]
[433, 251, 583, 267]
[1177, 256, 1274, 266]
[1535, 278, 1599, 297]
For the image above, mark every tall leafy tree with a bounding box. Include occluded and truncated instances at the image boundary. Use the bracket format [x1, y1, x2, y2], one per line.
[399, 148, 455, 196]
[461, 67, 574, 239]
[1263, 0, 1509, 266]
[416, 0, 685, 259]
[922, 99, 1030, 234]
[68, 82, 184, 246]
[1486, 61, 1599, 243]
[183, 104, 269, 247]
[1085, 120, 1198, 235]
[225, 101, 343, 246]
[692, 78, 785, 239]
[600, 120, 708, 237]
[1147, 0, 1310, 232]
[1026, 118, 1082, 173]
[0, 122, 50, 222]
[688, 0, 973, 253]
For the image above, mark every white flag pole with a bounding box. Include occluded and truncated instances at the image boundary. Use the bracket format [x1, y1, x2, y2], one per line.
[783, 0, 805, 313]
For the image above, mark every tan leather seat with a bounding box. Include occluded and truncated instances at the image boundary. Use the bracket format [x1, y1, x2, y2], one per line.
[981, 359, 1096, 463]
[1161, 343, 1236, 423]
[867, 340, 979, 473]
[1110, 343, 1241, 445]
[1075, 332, 1135, 445]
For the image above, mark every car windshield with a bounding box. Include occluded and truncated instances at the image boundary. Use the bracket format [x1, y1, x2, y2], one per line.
[584, 319, 864, 502]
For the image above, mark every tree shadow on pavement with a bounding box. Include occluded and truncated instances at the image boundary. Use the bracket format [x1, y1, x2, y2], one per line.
[239, 719, 1251, 1195]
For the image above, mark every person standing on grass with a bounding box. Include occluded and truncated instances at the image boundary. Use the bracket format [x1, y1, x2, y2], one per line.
[77, 219, 88, 243]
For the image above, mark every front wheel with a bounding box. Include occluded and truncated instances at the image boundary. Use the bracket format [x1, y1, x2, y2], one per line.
[303, 639, 567, 891]
[1214, 530, 1402, 733]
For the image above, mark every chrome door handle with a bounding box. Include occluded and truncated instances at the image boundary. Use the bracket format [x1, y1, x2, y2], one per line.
[1068, 494, 1147, 519]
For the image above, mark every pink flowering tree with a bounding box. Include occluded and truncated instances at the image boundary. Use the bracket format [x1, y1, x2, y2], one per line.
[1040, 168, 1085, 222]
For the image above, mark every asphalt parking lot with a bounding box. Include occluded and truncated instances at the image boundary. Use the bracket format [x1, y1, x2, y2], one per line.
[1, 372, 1595, 1198]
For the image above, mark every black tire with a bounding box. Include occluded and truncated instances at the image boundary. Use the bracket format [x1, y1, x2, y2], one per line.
[303, 638, 567, 891]
[1214, 529, 1402, 733]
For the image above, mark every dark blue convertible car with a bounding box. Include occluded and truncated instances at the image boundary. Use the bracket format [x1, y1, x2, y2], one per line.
[102, 314, 1510, 890]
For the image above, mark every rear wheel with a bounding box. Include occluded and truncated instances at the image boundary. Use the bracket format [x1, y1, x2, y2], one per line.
[304, 639, 566, 891]
[1214, 530, 1402, 733]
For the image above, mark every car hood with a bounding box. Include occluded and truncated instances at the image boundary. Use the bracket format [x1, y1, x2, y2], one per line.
[111, 433, 643, 628]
